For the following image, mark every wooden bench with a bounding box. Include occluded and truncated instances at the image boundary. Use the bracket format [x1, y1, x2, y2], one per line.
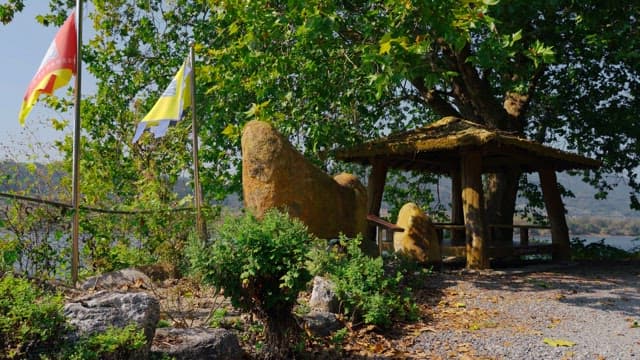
[366, 214, 404, 255]
[490, 223, 551, 247]
[434, 222, 553, 258]
[366, 217, 553, 260]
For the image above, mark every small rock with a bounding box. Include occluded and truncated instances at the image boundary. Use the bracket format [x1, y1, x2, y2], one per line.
[303, 310, 343, 337]
[309, 276, 339, 313]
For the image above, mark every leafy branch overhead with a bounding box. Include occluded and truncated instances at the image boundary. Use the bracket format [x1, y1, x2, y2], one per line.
[5, 0, 640, 217]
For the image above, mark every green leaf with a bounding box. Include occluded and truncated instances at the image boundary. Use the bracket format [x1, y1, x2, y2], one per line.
[221, 124, 239, 140]
[379, 33, 393, 55]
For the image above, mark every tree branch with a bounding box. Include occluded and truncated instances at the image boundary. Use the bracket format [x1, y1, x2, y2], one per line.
[411, 77, 460, 118]
[454, 43, 510, 128]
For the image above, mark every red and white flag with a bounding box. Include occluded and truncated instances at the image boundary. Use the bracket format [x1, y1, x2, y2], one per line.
[18, 11, 77, 125]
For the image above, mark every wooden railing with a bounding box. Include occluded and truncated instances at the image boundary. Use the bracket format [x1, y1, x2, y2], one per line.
[366, 214, 404, 255]
[366, 216, 553, 259]
[490, 223, 551, 247]
[433, 222, 552, 258]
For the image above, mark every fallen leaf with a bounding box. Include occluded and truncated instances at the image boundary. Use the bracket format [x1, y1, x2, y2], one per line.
[561, 351, 575, 360]
[547, 317, 562, 329]
[371, 343, 384, 353]
[543, 338, 576, 347]
[454, 302, 466, 308]
[412, 326, 436, 336]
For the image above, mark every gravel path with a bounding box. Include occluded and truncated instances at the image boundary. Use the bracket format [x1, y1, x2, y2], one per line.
[411, 262, 640, 359]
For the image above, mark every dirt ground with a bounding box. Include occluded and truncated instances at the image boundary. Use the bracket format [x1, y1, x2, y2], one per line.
[151, 260, 640, 359]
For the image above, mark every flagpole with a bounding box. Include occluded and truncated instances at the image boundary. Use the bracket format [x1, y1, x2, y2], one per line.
[71, 0, 83, 285]
[189, 43, 207, 241]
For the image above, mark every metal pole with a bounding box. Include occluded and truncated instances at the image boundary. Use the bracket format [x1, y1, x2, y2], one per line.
[189, 43, 207, 241]
[71, 0, 83, 285]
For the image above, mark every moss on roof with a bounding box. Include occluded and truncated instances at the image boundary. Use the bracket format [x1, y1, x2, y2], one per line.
[335, 117, 601, 173]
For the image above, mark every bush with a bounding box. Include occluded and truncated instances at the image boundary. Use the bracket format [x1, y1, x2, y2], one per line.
[64, 325, 147, 360]
[0, 273, 146, 360]
[0, 273, 68, 359]
[310, 234, 418, 328]
[570, 237, 632, 260]
[189, 209, 313, 358]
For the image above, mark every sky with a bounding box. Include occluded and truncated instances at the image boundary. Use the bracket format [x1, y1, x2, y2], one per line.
[0, 3, 94, 162]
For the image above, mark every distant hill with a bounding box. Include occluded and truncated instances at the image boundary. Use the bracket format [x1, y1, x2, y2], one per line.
[556, 174, 637, 218]
[1, 161, 637, 218]
[425, 172, 639, 219]
[0, 161, 65, 194]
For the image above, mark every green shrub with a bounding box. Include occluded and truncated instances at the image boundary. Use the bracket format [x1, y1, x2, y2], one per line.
[64, 325, 147, 360]
[310, 234, 418, 328]
[0, 274, 147, 360]
[189, 209, 313, 357]
[0, 274, 68, 359]
[570, 237, 632, 260]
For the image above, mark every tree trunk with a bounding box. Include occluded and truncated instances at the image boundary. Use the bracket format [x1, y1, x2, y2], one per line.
[450, 168, 465, 246]
[484, 169, 521, 250]
[261, 309, 300, 359]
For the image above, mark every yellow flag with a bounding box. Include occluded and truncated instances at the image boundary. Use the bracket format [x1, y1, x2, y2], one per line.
[19, 11, 77, 125]
[132, 55, 192, 143]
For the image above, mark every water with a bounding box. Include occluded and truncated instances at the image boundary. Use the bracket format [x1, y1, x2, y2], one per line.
[526, 234, 640, 252]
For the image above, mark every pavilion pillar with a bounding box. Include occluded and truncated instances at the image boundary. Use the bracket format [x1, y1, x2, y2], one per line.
[461, 151, 489, 269]
[367, 160, 388, 216]
[365, 159, 388, 257]
[450, 168, 465, 246]
[539, 169, 571, 262]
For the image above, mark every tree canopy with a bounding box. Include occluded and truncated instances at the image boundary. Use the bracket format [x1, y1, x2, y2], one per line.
[4, 0, 640, 214]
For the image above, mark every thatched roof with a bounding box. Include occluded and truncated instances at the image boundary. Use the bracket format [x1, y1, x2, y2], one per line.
[335, 117, 601, 174]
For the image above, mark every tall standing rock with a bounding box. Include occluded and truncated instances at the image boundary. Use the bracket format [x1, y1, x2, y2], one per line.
[242, 120, 368, 245]
[393, 202, 441, 263]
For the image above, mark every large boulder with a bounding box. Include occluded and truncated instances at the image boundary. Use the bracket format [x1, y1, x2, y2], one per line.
[64, 291, 160, 358]
[393, 202, 441, 263]
[242, 120, 367, 240]
[151, 327, 242, 360]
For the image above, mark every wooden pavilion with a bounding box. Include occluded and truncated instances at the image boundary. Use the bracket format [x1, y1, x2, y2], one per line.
[335, 117, 601, 269]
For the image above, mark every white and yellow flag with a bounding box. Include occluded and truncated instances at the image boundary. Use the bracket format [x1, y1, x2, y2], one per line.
[132, 55, 192, 143]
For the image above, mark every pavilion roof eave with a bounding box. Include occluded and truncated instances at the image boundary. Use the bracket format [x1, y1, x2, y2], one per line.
[334, 117, 602, 173]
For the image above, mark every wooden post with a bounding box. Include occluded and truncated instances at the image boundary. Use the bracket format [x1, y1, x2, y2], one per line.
[539, 169, 571, 261]
[519, 228, 529, 247]
[189, 44, 208, 242]
[71, 2, 83, 285]
[365, 160, 388, 256]
[461, 151, 489, 269]
[367, 160, 388, 216]
[450, 168, 465, 246]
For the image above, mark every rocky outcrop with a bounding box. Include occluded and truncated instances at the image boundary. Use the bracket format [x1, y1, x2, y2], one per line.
[64, 291, 160, 358]
[80, 268, 153, 291]
[242, 120, 367, 240]
[393, 202, 441, 263]
[151, 327, 242, 359]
